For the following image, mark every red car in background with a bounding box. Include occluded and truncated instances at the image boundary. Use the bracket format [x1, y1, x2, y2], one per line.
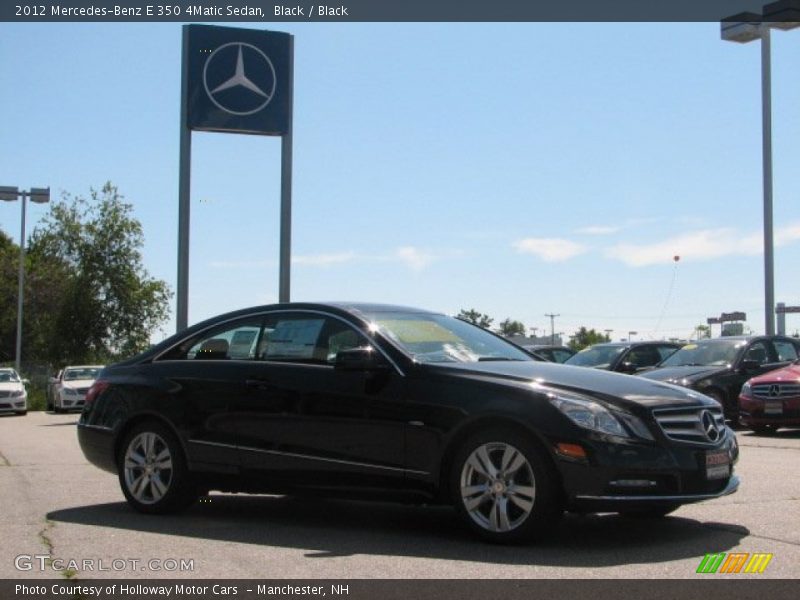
[739, 361, 800, 434]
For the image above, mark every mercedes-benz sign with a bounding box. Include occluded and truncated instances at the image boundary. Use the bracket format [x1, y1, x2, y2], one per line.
[185, 25, 291, 135]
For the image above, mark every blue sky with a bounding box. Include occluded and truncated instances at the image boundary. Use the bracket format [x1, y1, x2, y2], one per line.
[2, 22, 800, 343]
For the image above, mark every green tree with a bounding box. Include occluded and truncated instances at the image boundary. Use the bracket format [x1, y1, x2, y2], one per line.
[694, 324, 711, 339]
[568, 326, 611, 351]
[497, 318, 526, 336]
[456, 308, 494, 329]
[28, 182, 171, 363]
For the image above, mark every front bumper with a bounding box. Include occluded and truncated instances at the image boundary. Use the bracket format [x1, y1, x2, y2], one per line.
[0, 397, 27, 412]
[555, 430, 739, 511]
[739, 395, 800, 427]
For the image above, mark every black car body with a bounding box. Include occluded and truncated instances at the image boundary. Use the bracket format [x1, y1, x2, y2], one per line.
[565, 341, 681, 374]
[78, 303, 739, 542]
[639, 335, 800, 421]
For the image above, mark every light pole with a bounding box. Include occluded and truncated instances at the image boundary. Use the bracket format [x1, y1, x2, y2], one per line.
[721, 1, 800, 335]
[0, 186, 51, 373]
[628, 331, 638, 342]
[545, 313, 560, 345]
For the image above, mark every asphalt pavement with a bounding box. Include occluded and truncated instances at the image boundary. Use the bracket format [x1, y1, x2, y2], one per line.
[1, 411, 798, 579]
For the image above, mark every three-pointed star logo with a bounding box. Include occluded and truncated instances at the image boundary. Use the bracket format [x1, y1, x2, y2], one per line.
[202, 42, 276, 116]
[210, 45, 269, 99]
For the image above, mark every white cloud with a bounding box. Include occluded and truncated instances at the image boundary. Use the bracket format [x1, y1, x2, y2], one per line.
[605, 223, 800, 267]
[292, 252, 357, 267]
[575, 225, 620, 236]
[395, 246, 435, 271]
[513, 238, 587, 262]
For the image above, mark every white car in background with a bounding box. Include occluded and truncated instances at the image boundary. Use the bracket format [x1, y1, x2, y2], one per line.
[0, 368, 28, 416]
[48, 365, 103, 413]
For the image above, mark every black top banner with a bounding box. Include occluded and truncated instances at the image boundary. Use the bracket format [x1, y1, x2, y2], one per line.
[2, 0, 793, 23]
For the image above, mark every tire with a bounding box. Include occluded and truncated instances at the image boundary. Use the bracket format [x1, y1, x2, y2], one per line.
[117, 421, 199, 514]
[450, 427, 562, 543]
[619, 504, 680, 518]
[15, 410, 27, 416]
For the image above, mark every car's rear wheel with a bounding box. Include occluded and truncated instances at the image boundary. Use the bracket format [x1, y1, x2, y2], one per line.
[450, 428, 562, 543]
[118, 421, 198, 514]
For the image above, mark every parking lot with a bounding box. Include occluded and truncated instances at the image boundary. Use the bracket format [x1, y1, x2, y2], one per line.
[1, 411, 799, 579]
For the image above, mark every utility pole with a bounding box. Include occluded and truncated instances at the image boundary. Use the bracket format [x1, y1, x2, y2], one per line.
[545, 313, 560, 345]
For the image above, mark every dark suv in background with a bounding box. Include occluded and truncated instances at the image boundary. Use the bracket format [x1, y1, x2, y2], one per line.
[639, 336, 800, 421]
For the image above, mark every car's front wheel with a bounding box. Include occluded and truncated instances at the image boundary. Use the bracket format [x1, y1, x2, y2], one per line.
[450, 428, 562, 543]
[118, 421, 199, 514]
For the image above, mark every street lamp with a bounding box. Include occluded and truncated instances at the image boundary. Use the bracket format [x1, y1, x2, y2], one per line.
[628, 331, 638, 342]
[721, 1, 800, 335]
[0, 186, 51, 373]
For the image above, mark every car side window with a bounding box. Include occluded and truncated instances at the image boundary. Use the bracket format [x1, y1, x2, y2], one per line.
[772, 340, 799, 362]
[259, 313, 367, 365]
[162, 317, 265, 361]
[656, 345, 678, 362]
[743, 341, 770, 365]
[627, 346, 660, 368]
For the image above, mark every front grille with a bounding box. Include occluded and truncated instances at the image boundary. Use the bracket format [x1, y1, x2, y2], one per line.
[0, 402, 11, 409]
[76, 387, 89, 395]
[753, 383, 800, 399]
[0, 391, 12, 398]
[652, 405, 726, 445]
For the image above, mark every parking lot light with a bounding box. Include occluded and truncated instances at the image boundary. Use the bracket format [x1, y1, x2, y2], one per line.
[763, 0, 800, 30]
[0, 185, 51, 372]
[720, 3, 799, 336]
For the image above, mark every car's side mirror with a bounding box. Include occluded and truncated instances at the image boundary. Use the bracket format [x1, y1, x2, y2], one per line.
[334, 346, 388, 371]
[739, 359, 760, 373]
[618, 361, 638, 374]
[22, 378, 30, 385]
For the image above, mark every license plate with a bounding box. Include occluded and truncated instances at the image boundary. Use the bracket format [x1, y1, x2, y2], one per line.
[764, 400, 783, 415]
[705, 450, 731, 480]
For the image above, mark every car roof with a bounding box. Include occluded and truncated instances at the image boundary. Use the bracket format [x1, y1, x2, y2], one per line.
[590, 341, 677, 348]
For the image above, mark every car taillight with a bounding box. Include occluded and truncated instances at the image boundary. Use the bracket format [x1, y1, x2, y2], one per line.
[85, 380, 110, 409]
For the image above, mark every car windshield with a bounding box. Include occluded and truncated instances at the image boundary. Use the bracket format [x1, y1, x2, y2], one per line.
[64, 368, 100, 380]
[659, 340, 744, 367]
[0, 370, 20, 383]
[364, 311, 532, 364]
[565, 345, 625, 369]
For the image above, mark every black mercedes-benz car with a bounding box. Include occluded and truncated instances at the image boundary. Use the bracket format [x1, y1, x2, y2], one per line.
[639, 336, 800, 422]
[78, 303, 739, 543]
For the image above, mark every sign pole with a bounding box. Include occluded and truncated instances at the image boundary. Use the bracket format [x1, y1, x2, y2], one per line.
[278, 34, 294, 304]
[177, 26, 192, 332]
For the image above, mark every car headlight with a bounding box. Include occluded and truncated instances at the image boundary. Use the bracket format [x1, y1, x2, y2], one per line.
[740, 382, 752, 398]
[549, 393, 630, 438]
[11, 390, 25, 398]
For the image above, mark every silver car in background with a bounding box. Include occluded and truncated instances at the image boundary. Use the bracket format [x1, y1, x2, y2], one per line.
[48, 365, 104, 413]
[0, 368, 28, 416]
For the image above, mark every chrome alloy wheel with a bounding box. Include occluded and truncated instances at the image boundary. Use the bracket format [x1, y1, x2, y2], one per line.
[123, 432, 173, 505]
[459, 442, 536, 533]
